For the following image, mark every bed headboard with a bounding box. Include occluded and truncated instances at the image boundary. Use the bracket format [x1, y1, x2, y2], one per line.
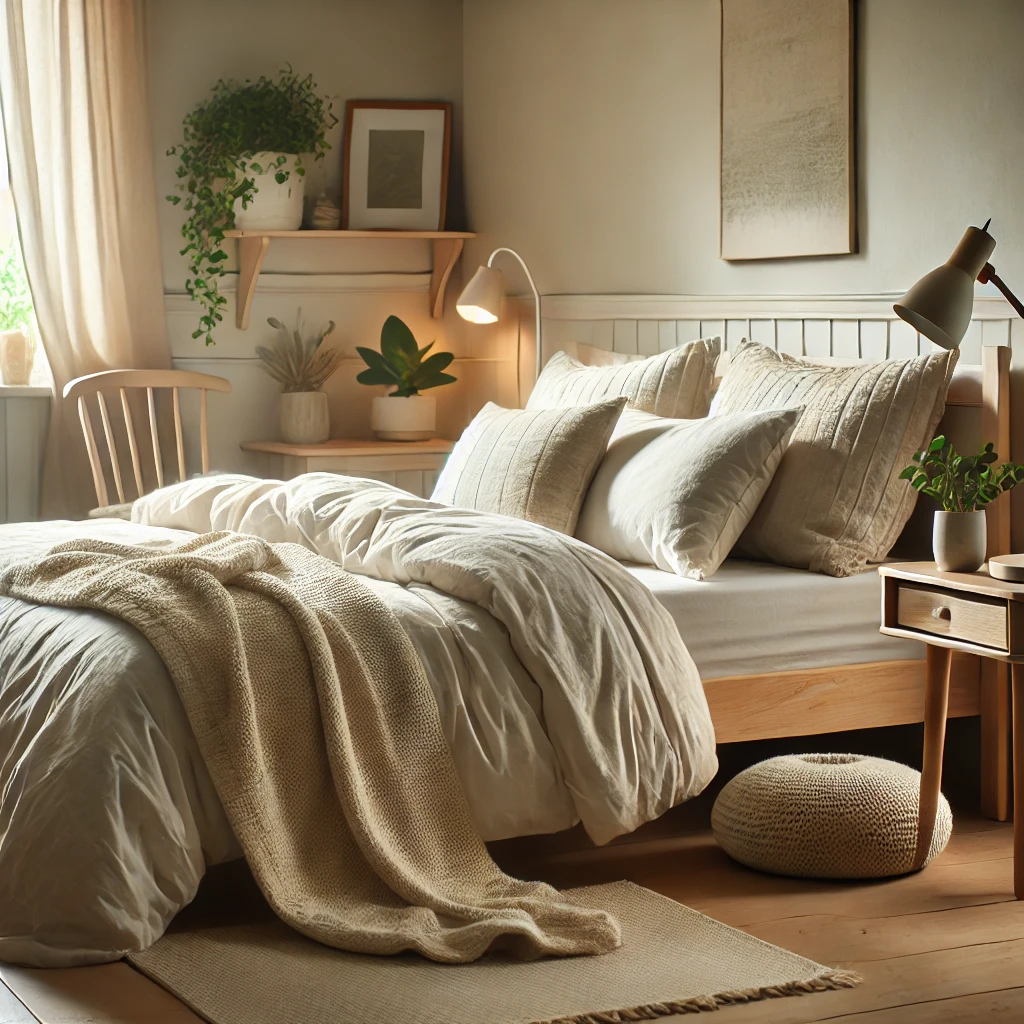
[508, 292, 1017, 556]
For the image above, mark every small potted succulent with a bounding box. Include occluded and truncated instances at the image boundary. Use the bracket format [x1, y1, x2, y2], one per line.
[0, 247, 35, 386]
[356, 315, 456, 440]
[256, 313, 341, 444]
[901, 436, 1024, 572]
[167, 66, 337, 345]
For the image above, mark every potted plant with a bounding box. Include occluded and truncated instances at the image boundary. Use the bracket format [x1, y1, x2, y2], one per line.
[256, 313, 341, 444]
[901, 435, 1024, 572]
[356, 315, 456, 440]
[0, 247, 35, 386]
[167, 66, 338, 346]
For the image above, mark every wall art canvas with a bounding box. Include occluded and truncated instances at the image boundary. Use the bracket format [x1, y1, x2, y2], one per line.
[343, 101, 451, 231]
[720, 0, 854, 260]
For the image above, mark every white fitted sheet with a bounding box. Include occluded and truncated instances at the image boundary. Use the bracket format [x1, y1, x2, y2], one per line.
[625, 559, 925, 679]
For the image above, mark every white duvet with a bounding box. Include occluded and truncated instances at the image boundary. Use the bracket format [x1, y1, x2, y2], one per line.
[0, 474, 716, 966]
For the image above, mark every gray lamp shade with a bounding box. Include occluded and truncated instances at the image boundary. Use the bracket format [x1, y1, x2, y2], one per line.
[894, 226, 996, 350]
[456, 265, 504, 324]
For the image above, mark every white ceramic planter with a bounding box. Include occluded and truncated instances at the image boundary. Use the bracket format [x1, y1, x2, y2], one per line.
[0, 329, 33, 386]
[371, 395, 436, 441]
[279, 391, 329, 444]
[933, 510, 987, 573]
[234, 152, 305, 231]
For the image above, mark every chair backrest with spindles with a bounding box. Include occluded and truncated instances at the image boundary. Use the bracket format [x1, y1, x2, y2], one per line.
[63, 369, 233, 508]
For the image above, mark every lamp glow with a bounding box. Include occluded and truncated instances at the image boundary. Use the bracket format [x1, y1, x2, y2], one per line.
[456, 248, 542, 407]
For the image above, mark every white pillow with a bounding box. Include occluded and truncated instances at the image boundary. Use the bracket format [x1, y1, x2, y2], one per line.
[527, 338, 722, 419]
[575, 407, 800, 579]
[431, 398, 626, 534]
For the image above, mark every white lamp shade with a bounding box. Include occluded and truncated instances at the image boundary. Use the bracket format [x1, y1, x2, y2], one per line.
[456, 265, 504, 324]
[894, 226, 996, 350]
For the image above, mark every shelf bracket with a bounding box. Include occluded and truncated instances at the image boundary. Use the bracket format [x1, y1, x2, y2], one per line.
[236, 235, 271, 329]
[430, 237, 465, 319]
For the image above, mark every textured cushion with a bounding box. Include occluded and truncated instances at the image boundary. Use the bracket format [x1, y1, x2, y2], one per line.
[711, 754, 952, 879]
[431, 398, 625, 534]
[527, 338, 722, 419]
[711, 341, 958, 576]
[575, 407, 800, 579]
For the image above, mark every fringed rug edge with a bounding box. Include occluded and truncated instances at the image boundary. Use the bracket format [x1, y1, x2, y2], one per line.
[535, 966, 864, 1023]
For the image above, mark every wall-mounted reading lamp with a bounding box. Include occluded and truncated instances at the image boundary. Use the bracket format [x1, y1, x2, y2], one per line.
[456, 247, 541, 407]
[895, 220, 1024, 350]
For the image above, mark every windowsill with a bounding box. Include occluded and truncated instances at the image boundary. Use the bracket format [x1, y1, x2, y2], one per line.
[0, 384, 50, 397]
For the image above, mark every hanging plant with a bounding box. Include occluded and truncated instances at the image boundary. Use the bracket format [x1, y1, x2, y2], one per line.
[166, 66, 337, 345]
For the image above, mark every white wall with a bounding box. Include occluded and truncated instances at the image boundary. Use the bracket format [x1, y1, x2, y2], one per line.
[146, 0, 511, 475]
[462, 0, 1024, 298]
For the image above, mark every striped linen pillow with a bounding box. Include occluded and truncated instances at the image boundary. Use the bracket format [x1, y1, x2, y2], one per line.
[431, 398, 626, 534]
[711, 341, 958, 577]
[526, 337, 721, 418]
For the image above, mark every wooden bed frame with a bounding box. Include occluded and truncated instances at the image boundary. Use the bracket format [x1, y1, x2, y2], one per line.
[506, 299, 1015, 824]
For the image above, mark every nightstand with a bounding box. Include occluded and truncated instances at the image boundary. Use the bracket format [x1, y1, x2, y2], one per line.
[880, 562, 1022, 898]
[240, 438, 454, 498]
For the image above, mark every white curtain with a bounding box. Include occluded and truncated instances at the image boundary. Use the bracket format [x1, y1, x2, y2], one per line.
[0, 0, 170, 518]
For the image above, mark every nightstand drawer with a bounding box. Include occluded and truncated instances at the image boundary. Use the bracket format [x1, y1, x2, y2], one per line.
[897, 584, 1008, 650]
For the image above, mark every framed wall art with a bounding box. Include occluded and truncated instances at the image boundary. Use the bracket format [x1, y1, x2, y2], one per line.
[720, 0, 855, 260]
[342, 101, 451, 231]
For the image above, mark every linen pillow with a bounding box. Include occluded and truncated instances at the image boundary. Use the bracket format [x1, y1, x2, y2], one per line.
[431, 398, 626, 534]
[575, 407, 800, 579]
[526, 337, 722, 419]
[711, 341, 959, 577]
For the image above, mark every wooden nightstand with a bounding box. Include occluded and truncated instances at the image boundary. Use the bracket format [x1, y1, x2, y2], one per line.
[240, 438, 453, 498]
[880, 562, 1022, 898]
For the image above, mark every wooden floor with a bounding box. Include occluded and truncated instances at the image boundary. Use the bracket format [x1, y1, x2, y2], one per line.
[0, 808, 1019, 1024]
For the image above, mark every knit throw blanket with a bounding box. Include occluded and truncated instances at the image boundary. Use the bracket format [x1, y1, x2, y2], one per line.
[0, 532, 620, 963]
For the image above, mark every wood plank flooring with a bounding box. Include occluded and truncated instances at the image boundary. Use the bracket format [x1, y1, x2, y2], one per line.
[1, 811, 1018, 1024]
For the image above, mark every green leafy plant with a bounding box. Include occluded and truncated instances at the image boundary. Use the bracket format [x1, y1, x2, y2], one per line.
[256, 313, 340, 392]
[900, 435, 1024, 512]
[356, 315, 457, 397]
[167, 66, 338, 346]
[0, 246, 33, 333]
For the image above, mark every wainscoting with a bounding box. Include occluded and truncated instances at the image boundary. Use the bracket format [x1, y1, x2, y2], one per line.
[0, 387, 49, 523]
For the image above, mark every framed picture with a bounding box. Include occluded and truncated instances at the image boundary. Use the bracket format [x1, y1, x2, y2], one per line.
[720, 0, 855, 260]
[342, 101, 451, 231]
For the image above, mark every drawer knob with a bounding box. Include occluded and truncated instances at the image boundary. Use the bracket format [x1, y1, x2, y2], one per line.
[932, 606, 952, 622]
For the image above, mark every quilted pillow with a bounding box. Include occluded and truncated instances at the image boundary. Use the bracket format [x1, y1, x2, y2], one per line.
[711, 341, 958, 577]
[526, 337, 721, 419]
[431, 398, 625, 534]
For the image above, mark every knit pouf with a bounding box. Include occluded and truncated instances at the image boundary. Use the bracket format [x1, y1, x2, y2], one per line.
[711, 754, 952, 879]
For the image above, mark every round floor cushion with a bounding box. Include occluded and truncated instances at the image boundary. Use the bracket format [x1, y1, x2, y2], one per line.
[711, 754, 952, 879]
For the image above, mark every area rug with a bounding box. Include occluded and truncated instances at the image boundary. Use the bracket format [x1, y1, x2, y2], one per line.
[128, 881, 860, 1024]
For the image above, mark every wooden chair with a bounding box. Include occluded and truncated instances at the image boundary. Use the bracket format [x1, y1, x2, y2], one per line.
[63, 369, 232, 511]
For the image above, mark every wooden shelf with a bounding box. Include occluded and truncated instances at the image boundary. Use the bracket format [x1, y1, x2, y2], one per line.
[223, 230, 476, 328]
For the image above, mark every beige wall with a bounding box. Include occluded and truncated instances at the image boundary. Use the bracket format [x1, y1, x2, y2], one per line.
[146, 0, 509, 475]
[462, 0, 1024, 298]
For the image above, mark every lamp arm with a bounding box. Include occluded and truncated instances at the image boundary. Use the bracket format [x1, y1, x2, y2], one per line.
[979, 262, 1024, 321]
[486, 247, 543, 398]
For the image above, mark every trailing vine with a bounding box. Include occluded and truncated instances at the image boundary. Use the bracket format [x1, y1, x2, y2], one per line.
[166, 66, 337, 345]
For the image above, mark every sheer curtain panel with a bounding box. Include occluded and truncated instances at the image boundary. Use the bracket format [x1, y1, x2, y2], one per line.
[0, 0, 170, 517]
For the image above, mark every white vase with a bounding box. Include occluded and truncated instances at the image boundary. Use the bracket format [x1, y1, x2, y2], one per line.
[279, 391, 330, 444]
[933, 510, 987, 573]
[233, 152, 305, 231]
[0, 329, 33, 386]
[371, 395, 436, 441]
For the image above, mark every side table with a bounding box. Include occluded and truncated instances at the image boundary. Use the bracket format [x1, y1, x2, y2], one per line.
[879, 561, 1021, 897]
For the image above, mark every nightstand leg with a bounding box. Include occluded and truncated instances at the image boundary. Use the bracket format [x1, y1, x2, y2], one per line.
[1013, 664, 1023, 899]
[916, 645, 952, 870]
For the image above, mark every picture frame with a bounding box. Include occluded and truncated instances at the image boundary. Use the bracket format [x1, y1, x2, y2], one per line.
[342, 101, 451, 231]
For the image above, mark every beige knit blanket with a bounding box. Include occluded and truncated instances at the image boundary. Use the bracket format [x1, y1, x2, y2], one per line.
[0, 531, 620, 963]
